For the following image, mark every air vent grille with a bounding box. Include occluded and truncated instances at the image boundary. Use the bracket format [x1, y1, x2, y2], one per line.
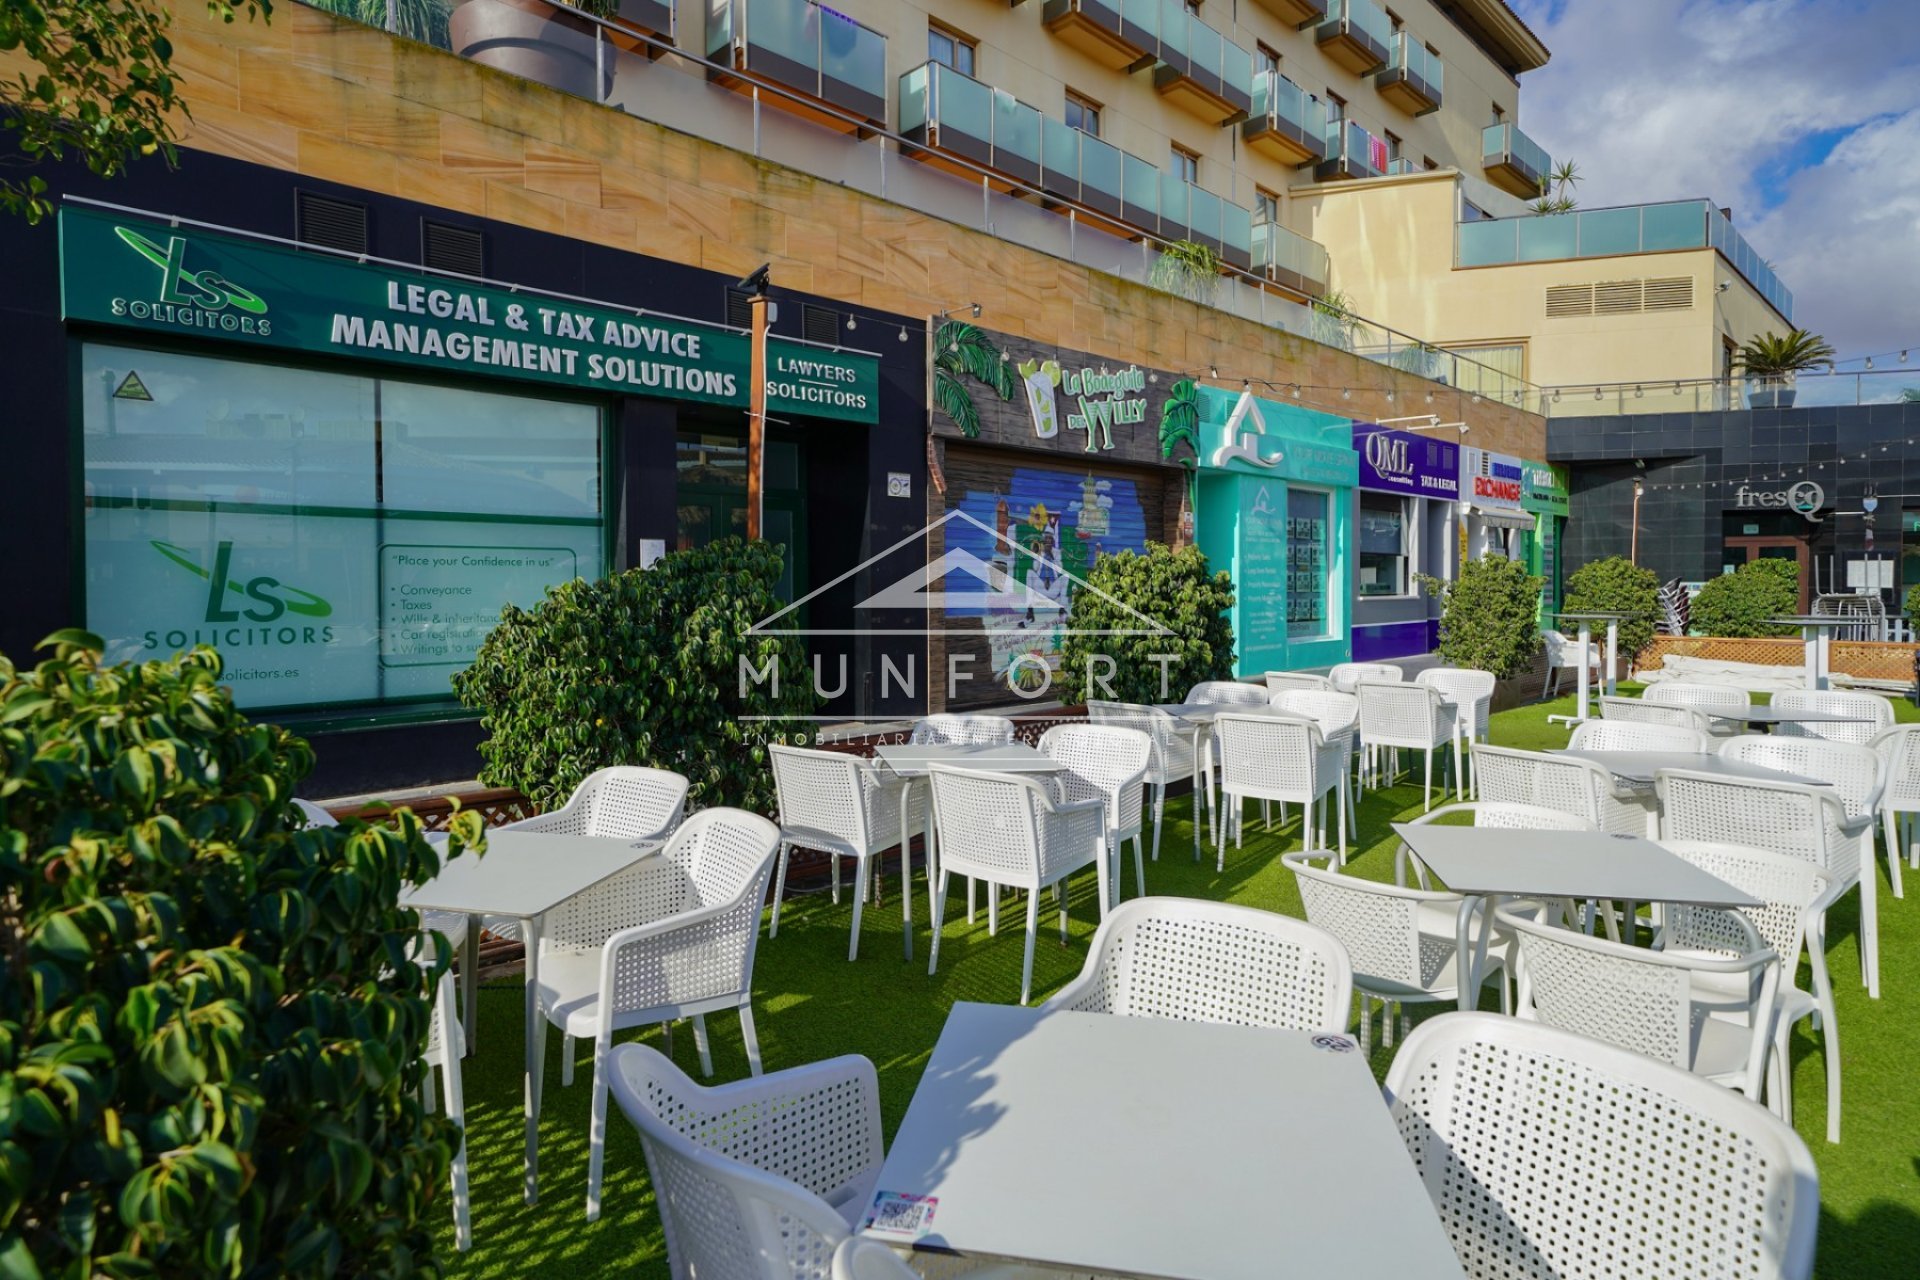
[295, 191, 368, 254]
[1544, 283, 1592, 317]
[802, 304, 841, 346]
[724, 288, 752, 329]
[1643, 276, 1694, 311]
[1546, 276, 1696, 318]
[422, 220, 484, 276]
[1593, 280, 1642, 315]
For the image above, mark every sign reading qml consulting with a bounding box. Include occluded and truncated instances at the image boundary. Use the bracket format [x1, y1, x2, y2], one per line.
[1351, 423, 1459, 500]
[58, 207, 880, 423]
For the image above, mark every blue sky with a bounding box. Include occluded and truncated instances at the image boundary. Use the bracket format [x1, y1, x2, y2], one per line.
[1508, 0, 1920, 364]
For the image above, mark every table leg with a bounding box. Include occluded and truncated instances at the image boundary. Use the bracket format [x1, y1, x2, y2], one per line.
[1605, 620, 1619, 697]
[1574, 624, 1592, 721]
[461, 913, 480, 1059]
[1803, 625, 1819, 691]
[1816, 627, 1832, 693]
[1095, 829, 1114, 920]
[900, 801, 914, 963]
[523, 912, 543, 1205]
[1454, 894, 1482, 1012]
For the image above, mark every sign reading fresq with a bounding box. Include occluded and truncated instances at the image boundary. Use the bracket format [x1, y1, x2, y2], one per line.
[59, 208, 880, 423]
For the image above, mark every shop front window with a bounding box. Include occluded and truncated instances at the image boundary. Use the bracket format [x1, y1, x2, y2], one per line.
[1358, 493, 1409, 597]
[80, 343, 605, 714]
[1287, 488, 1331, 638]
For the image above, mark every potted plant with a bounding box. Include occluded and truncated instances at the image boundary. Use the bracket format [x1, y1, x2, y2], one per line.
[448, 0, 653, 102]
[1734, 328, 1835, 409]
[1309, 289, 1360, 352]
[307, 0, 453, 46]
[1148, 239, 1223, 307]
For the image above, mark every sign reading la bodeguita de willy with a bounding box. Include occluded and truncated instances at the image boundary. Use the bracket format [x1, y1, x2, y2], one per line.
[58, 207, 880, 423]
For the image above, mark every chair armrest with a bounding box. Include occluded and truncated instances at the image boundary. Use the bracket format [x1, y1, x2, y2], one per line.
[1038, 968, 1108, 1014]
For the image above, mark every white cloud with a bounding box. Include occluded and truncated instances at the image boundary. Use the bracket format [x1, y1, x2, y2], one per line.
[1511, 0, 1920, 357]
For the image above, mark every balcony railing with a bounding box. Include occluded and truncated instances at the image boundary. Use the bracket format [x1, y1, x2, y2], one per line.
[1316, 118, 1387, 181]
[900, 61, 1041, 188]
[1248, 0, 1327, 24]
[1160, 174, 1254, 271]
[709, 0, 887, 127]
[1152, 1, 1255, 123]
[1376, 31, 1442, 115]
[1456, 198, 1794, 319]
[1242, 70, 1326, 167]
[1040, 0, 1152, 71]
[1482, 121, 1549, 197]
[1253, 220, 1330, 297]
[1544, 370, 1910, 418]
[1316, 0, 1391, 75]
[1039, 115, 1125, 221]
[1384, 157, 1422, 175]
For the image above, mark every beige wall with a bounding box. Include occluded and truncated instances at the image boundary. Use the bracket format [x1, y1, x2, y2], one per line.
[1297, 170, 1791, 387]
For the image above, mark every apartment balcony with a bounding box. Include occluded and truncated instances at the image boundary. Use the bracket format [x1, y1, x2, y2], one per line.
[1038, 116, 1127, 222]
[900, 62, 1041, 190]
[1375, 32, 1442, 116]
[1159, 174, 1254, 271]
[1315, 118, 1386, 181]
[1384, 157, 1422, 175]
[1482, 121, 1549, 197]
[1151, 5, 1254, 125]
[1248, 0, 1327, 25]
[1242, 71, 1326, 167]
[1040, 0, 1153, 72]
[1253, 220, 1330, 298]
[1315, 0, 1391, 76]
[708, 0, 887, 132]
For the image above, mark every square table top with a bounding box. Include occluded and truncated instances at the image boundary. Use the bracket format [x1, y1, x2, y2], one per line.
[873, 742, 1062, 776]
[399, 830, 660, 918]
[1155, 701, 1311, 723]
[1730, 706, 1874, 725]
[1552, 749, 1831, 787]
[1391, 823, 1762, 907]
[861, 1003, 1460, 1280]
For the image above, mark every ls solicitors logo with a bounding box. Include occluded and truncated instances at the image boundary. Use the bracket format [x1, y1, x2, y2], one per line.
[110, 226, 273, 333]
[147, 540, 335, 652]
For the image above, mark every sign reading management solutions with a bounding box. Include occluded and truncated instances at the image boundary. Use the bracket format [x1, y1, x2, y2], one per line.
[58, 207, 880, 423]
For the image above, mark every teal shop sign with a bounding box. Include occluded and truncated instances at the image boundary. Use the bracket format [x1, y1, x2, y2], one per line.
[59, 208, 880, 423]
[1521, 459, 1570, 517]
[1194, 385, 1358, 486]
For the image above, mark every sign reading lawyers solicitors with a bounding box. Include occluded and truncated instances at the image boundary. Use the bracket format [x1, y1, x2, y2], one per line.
[58, 208, 879, 423]
[1351, 423, 1459, 500]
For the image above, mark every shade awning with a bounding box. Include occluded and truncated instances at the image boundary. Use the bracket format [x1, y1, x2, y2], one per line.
[1470, 506, 1537, 531]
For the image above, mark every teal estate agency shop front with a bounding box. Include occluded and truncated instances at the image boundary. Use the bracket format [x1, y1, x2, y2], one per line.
[56, 205, 893, 736]
[1192, 387, 1357, 677]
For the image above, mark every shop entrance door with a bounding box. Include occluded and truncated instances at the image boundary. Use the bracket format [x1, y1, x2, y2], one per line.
[1723, 535, 1811, 612]
[675, 428, 806, 604]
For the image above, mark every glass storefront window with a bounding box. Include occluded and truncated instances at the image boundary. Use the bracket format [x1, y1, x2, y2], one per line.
[1358, 493, 1409, 597]
[1286, 488, 1331, 638]
[81, 343, 604, 714]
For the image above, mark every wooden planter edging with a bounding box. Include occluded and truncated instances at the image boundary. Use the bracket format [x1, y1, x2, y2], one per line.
[1635, 635, 1920, 684]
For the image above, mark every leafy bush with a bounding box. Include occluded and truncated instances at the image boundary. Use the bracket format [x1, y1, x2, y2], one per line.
[1562, 555, 1660, 661]
[0, 632, 483, 1277]
[1692, 559, 1800, 637]
[1417, 557, 1545, 679]
[1906, 583, 1920, 632]
[454, 538, 818, 814]
[1056, 544, 1236, 704]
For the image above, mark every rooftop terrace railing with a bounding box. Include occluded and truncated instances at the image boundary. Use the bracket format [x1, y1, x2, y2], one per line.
[1542, 370, 1917, 418]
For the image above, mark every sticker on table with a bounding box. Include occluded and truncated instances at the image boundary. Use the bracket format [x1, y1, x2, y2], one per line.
[1310, 1033, 1359, 1054]
[864, 1191, 939, 1240]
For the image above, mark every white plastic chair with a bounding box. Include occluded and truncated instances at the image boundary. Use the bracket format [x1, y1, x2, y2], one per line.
[1660, 841, 1841, 1142]
[1473, 741, 1652, 838]
[1356, 680, 1457, 812]
[1330, 661, 1401, 693]
[1211, 714, 1347, 865]
[1264, 670, 1333, 694]
[909, 715, 1017, 925]
[1270, 688, 1361, 830]
[1038, 723, 1151, 910]
[1417, 667, 1495, 798]
[1871, 723, 1920, 899]
[1569, 716, 1710, 754]
[1042, 897, 1352, 1033]
[533, 807, 782, 1220]
[768, 745, 924, 962]
[1087, 700, 1203, 863]
[421, 970, 471, 1251]
[1773, 688, 1894, 745]
[1284, 850, 1509, 1052]
[608, 1044, 884, 1279]
[1396, 800, 1603, 938]
[1645, 682, 1752, 737]
[1186, 679, 1271, 706]
[1497, 901, 1781, 1103]
[925, 766, 1105, 1004]
[1596, 695, 1712, 738]
[1541, 628, 1602, 698]
[1386, 1013, 1819, 1280]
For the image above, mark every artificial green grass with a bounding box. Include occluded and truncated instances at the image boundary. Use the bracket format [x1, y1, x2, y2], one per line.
[440, 688, 1920, 1278]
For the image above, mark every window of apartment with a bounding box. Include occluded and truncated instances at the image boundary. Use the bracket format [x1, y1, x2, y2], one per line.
[1446, 342, 1528, 398]
[1359, 494, 1413, 598]
[1325, 91, 1347, 125]
[1489, 103, 1506, 126]
[1422, 156, 1438, 170]
[1257, 43, 1281, 77]
[1170, 144, 1199, 183]
[1384, 130, 1402, 162]
[928, 23, 976, 77]
[1254, 188, 1280, 223]
[1386, 8, 1404, 34]
[1185, 0, 1203, 13]
[1065, 90, 1102, 137]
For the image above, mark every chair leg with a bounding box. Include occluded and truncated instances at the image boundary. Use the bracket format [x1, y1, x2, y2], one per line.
[1216, 791, 1229, 872]
[1020, 892, 1040, 1006]
[443, 1051, 471, 1250]
[1151, 782, 1165, 862]
[1422, 747, 1433, 813]
[1859, 873, 1880, 998]
[739, 1002, 763, 1077]
[986, 880, 999, 936]
[847, 857, 867, 962]
[1336, 772, 1348, 864]
[928, 871, 950, 977]
[1058, 878, 1070, 941]
[586, 1039, 608, 1222]
[1302, 796, 1314, 856]
[830, 852, 841, 905]
[967, 876, 977, 925]
[1356, 995, 1372, 1055]
[1883, 810, 1906, 900]
[561, 1033, 576, 1088]
[770, 841, 791, 937]
[1132, 834, 1147, 901]
[691, 1013, 714, 1077]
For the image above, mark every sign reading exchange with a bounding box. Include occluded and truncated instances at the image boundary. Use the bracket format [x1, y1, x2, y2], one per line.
[58, 208, 880, 423]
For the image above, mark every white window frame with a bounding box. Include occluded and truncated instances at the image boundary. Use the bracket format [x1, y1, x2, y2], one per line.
[1357, 491, 1419, 601]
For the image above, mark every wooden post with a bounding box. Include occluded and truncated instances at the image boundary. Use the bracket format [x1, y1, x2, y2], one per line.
[748, 293, 768, 540]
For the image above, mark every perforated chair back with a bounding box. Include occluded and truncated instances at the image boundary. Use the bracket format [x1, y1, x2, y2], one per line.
[509, 766, 690, 840]
[1570, 715, 1710, 754]
[1658, 841, 1829, 963]
[1471, 743, 1638, 833]
[1331, 661, 1402, 692]
[1872, 724, 1920, 815]
[908, 714, 1015, 746]
[608, 1044, 885, 1280]
[1645, 682, 1752, 731]
[1356, 681, 1452, 751]
[1037, 724, 1150, 835]
[1264, 670, 1334, 694]
[1213, 714, 1333, 805]
[1594, 696, 1711, 740]
[768, 745, 885, 852]
[1042, 897, 1352, 1032]
[1270, 688, 1359, 737]
[1417, 667, 1495, 738]
[1087, 699, 1198, 786]
[1773, 689, 1894, 745]
[926, 767, 1101, 891]
[1186, 679, 1271, 706]
[1385, 1013, 1819, 1280]
[1717, 735, 1882, 820]
[1284, 850, 1466, 995]
[1657, 769, 1856, 885]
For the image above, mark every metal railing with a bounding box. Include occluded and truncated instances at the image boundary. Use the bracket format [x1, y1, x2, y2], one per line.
[1542, 370, 1920, 417]
[1380, 30, 1443, 104]
[708, 0, 887, 119]
[1481, 121, 1549, 190]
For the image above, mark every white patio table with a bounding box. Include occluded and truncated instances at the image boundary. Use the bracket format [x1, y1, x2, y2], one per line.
[859, 1001, 1460, 1280]
[1552, 748, 1832, 788]
[402, 828, 662, 1204]
[1390, 822, 1762, 1011]
[1723, 705, 1875, 732]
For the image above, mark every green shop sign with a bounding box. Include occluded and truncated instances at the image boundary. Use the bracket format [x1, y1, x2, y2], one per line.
[1521, 459, 1569, 516]
[59, 207, 879, 423]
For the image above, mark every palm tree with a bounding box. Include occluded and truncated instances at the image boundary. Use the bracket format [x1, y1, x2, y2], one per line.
[1528, 158, 1580, 216]
[1158, 378, 1202, 467]
[1733, 329, 1837, 378]
[933, 321, 1016, 439]
[1309, 290, 1359, 352]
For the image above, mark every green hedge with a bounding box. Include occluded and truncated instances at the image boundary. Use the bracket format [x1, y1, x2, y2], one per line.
[1562, 556, 1659, 660]
[1056, 544, 1236, 704]
[1418, 556, 1545, 679]
[1692, 559, 1800, 637]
